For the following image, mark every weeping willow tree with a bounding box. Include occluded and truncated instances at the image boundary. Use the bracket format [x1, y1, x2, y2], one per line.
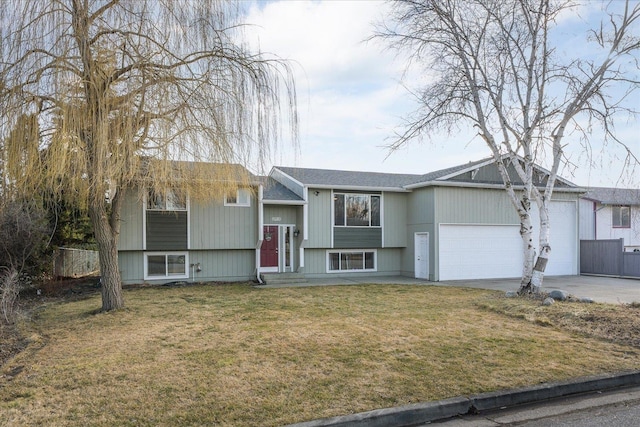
[0, 0, 297, 311]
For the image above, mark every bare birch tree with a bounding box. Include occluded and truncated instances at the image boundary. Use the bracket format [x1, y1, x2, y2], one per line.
[0, 0, 297, 311]
[376, 0, 639, 293]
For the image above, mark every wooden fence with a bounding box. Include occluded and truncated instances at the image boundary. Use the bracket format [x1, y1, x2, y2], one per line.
[53, 248, 100, 278]
[580, 239, 640, 278]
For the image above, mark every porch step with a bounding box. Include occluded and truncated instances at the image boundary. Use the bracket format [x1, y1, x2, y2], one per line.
[260, 272, 308, 285]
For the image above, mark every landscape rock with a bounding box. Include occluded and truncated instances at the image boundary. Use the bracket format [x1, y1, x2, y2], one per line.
[549, 289, 568, 301]
[505, 291, 518, 298]
[543, 297, 555, 306]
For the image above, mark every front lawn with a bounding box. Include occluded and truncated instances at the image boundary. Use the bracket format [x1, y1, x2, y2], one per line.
[1, 283, 639, 426]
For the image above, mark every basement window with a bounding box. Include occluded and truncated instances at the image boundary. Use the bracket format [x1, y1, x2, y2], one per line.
[327, 250, 376, 273]
[144, 252, 188, 280]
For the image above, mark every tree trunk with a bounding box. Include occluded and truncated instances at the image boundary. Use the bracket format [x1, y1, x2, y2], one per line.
[519, 201, 551, 294]
[89, 201, 124, 311]
[518, 209, 536, 292]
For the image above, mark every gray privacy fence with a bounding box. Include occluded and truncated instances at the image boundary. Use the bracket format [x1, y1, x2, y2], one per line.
[580, 239, 640, 278]
[53, 248, 100, 278]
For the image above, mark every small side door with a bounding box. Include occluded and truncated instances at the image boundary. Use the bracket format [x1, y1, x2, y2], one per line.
[414, 232, 429, 279]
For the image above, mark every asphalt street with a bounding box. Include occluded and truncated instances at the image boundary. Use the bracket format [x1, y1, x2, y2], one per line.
[428, 386, 640, 426]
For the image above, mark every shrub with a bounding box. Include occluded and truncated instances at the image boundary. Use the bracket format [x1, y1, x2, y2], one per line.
[0, 268, 20, 324]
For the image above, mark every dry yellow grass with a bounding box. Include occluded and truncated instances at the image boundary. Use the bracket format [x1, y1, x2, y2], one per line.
[1, 283, 639, 426]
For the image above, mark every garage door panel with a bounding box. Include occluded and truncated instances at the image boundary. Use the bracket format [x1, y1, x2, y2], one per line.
[439, 201, 577, 281]
[530, 201, 577, 276]
[439, 225, 523, 280]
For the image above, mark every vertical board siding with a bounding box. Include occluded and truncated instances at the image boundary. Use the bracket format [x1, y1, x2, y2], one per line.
[189, 250, 255, 281]
[580, 239, 624, 275]
[118, 251, 144, 284]
[263, 206, 299, 225]
[307, 189, 332, 248]
[579, 199, 596, 240]
[119, 250, 255, 285]
[118, 189, 143, 250]
[190, 195, 257, 250]
[384, 192, 408, 248]
[405, 188, 435, 279]
[434, 187, 519, 225]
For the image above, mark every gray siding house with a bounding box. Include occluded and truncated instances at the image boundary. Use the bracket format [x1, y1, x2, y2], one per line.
[117, 157, 583, 284]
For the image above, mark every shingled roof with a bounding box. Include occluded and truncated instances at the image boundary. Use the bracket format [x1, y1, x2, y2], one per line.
[583, 187, 640, 205]
[274, 166, 423, 190]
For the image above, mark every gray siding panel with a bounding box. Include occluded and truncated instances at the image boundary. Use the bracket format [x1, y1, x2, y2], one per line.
[119, 249, 255, 285]
[334, 227, 382, 248]
[118, 189, 144, 250]
[383, 192, 408, 248]
[146, 211, 188, 250]
[405, 188, 435, 280]
[189, 250, 255, 281]
[434, 187, 520, 225]
[190, 195, 257, 249]
[307, 189, 332, 248]
[264, 206, 299, 225]
[118, 251, 144, 284]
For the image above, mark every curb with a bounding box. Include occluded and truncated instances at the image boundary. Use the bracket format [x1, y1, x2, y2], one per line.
[284, 371, 640, 427]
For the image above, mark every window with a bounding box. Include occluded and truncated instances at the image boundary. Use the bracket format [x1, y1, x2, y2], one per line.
[147, 189, 186, 210]
[145, 253, 188, 279]
[225, 188, 251, 207]
[333, 193, 381, 227]
[612, 206, 631, 228]
[327, 250, 376, 272]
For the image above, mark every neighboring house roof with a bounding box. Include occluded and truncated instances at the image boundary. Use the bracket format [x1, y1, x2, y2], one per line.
[262, 177, 304, 202]
[582, 187, 640, 205]
[274, 166, 423, 191]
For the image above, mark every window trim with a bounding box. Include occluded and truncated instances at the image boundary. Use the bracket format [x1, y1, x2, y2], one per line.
[224, 188, 251, 207]
[144, 252, 189, 280]
[333, 192, 381, 228]
[612, 205, 631, 228]
[326, 249, 377, 273]
[146, 189, 187, 211]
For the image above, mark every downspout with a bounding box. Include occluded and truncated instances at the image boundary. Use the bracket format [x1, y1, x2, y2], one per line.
[256, 184, 264, 283]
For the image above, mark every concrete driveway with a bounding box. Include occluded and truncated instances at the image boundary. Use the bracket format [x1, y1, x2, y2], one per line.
[274, 275, 640, 304]
[436, 275, 640, 304]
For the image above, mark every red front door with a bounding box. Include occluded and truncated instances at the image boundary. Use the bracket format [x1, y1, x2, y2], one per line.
[261, 226, 279, 268]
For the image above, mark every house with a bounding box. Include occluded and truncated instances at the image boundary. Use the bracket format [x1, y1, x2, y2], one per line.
[117, 157, 583, 285]
[579, 187, 640, 251]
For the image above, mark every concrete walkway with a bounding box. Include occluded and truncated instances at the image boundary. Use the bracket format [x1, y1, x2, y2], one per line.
[259, 275, 640, 304]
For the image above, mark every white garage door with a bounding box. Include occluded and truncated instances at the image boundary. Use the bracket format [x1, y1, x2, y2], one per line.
[439, 224, 523, 280]
[530, 200, 577, 276]
[439, 201, 577, 281]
